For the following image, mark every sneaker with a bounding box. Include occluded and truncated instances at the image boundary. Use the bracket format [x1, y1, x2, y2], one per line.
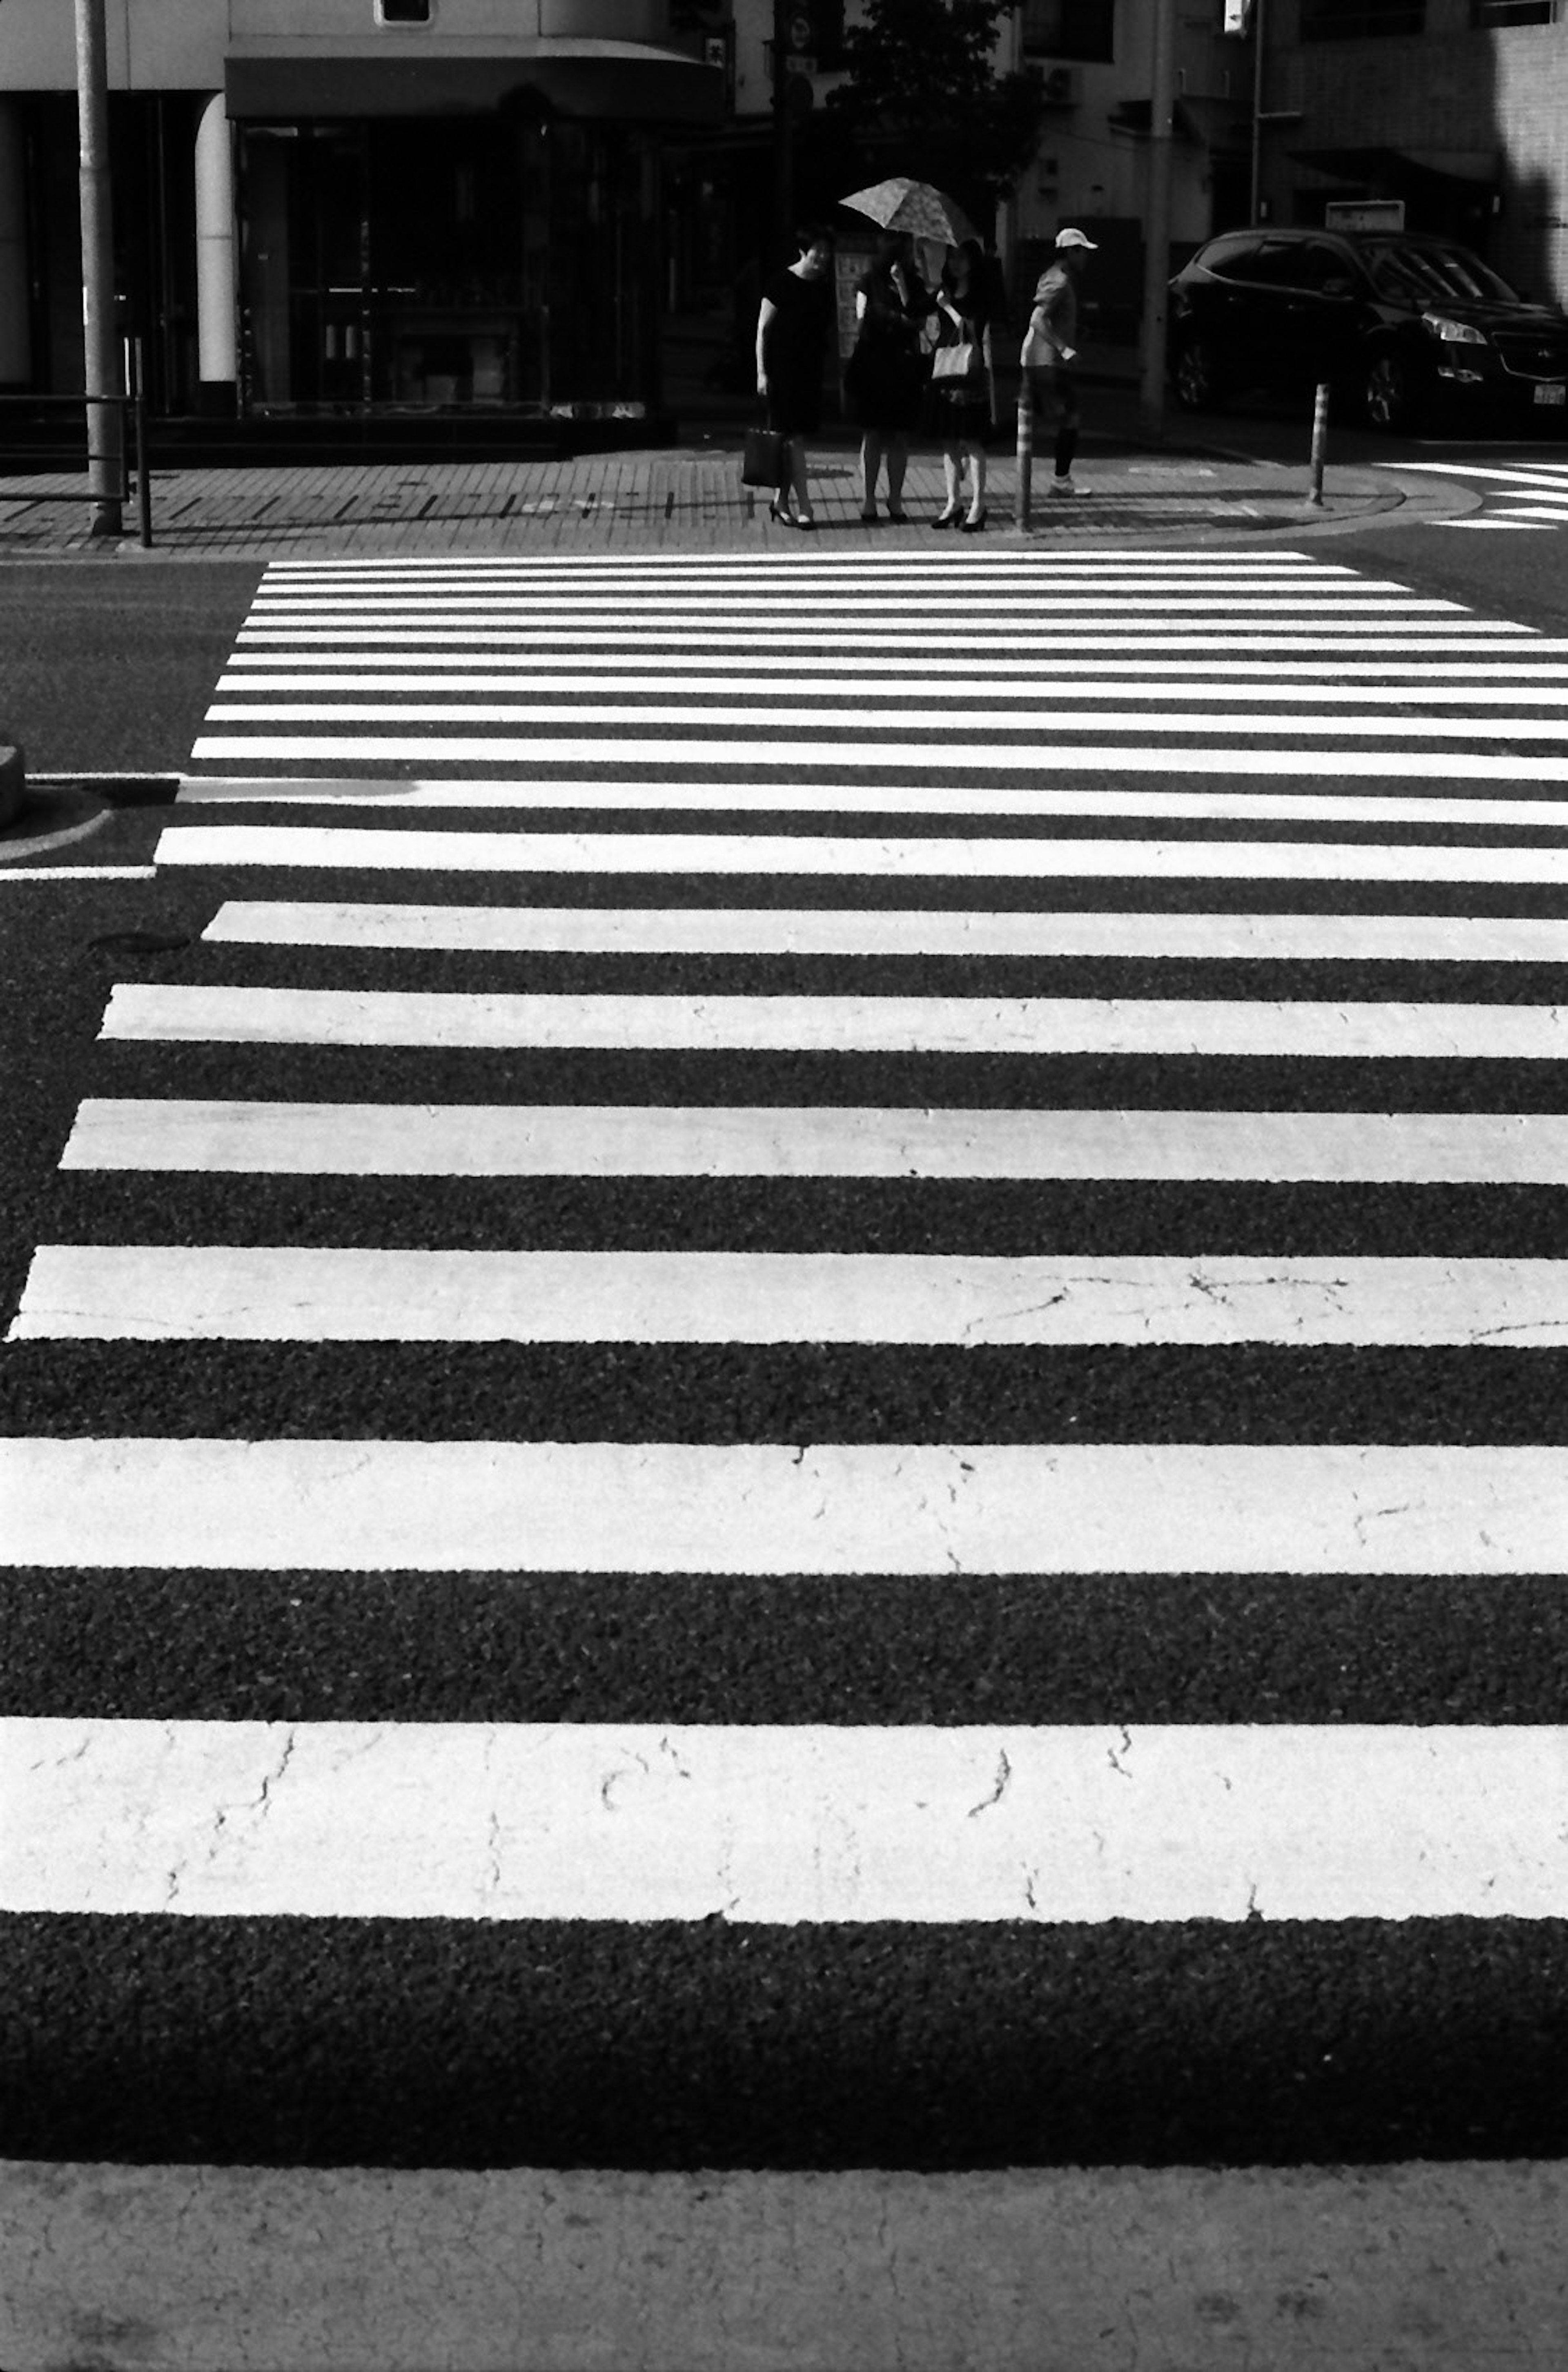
[1048, 475, 1089, 497]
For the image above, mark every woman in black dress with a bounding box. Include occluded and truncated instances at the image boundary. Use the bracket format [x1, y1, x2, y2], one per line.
[755, 223, 836, 531]
[926, 236, 998, 534]
[846, 233, 927, 524]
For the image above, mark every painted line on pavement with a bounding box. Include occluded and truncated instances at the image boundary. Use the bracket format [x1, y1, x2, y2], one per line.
[96, 984, 1568, 1061]
[60, 1100, 1568, 1182]
[154, 823, 1568, 874]
[1, 1439, 1561, 1576]
[6, 1716, 1566, 1919]
[13, 1245, 1568, 1346]
[173, 780, 1568, 827]
[212, 672, 1568, 708]
[200, 900, 1568, 961]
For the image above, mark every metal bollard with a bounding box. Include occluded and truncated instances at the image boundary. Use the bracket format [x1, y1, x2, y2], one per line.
[134, 334, 152, 549]
[1305, 380, 1330, 508]
[1014, 375, 1034, 531]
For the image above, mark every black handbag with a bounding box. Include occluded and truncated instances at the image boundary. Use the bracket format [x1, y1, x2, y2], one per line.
[742, 424, 786, 489]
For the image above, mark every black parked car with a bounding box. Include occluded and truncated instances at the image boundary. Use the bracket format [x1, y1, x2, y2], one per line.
[1168, 227, 1568, 432]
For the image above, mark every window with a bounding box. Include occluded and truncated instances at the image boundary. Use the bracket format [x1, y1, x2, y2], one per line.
[1022, 0, 1115, 62]
[378, 0, 432, 22]
[1300, 0, 1423, 33]
[1200, 235, 1267, 279]
[1470, 0, 1559, 21]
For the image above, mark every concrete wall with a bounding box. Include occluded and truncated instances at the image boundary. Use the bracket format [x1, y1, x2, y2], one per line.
[0, 0, 678, 90]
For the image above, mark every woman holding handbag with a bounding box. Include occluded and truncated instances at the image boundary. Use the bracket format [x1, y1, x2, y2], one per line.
[846, 233, 927, 524]
[755, 223, 836, 531]
[925, 237, 997, 534]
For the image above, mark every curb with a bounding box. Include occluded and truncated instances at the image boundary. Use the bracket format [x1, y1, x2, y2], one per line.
[0, 733, 25, 827]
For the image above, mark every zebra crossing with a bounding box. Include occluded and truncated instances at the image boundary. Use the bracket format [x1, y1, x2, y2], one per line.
[5, 545, 1568, 2175]
[1391, 452, 1568, 531]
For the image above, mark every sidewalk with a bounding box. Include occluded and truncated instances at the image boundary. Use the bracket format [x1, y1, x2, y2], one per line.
[0, 389, 1471, 560]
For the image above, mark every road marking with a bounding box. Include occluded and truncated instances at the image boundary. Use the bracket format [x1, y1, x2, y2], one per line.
[170, 780, 1568, 826]
[14, 1245, 1568, 1346]
[220, 651, 1568, 679]
[234, 626, 1546, 648]
[212, 671, 1568, 708]
[96, 983, 1568, 1061]
[7, 1717, 1567, 1921]
[60, 1100, 1568, 1183]
[0, 865, 158, 882]
[153, 823, 1568, 876]
[200, 900, 1568, 961]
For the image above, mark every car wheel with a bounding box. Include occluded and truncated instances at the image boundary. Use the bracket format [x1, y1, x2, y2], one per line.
[1173, 335, 1224, 411]
[1365, 346, 1423, 434]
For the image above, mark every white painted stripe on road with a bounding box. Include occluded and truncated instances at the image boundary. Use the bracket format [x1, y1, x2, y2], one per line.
[220, 652, 1568, 680]
[234, 626, 1543, 647]
[212, 672, 1568, 709]
[171, 779, 1568, 829]
[60, 1100, 1568, 1183]
[1392, 461, 1568, 493]
[246, 593, 1466, 615]
[2, 1440, 1562, 1576]
[201, 901, 1568, 962]
[7, 1716, 1566, 1922]
[153, 824, 1568, 877]
[97, 984, 1568, 1061]
[184, 743, 1568, 783]
[15, 1245, 1568, 1347]
[199, 700, 1568, 741]
[0, 866, 158, 883]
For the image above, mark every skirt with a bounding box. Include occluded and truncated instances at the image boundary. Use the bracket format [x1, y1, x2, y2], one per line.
[922, 375, 991, 444]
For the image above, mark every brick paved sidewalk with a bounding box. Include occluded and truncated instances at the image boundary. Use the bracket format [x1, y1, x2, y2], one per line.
[0, 436, 1455, 560]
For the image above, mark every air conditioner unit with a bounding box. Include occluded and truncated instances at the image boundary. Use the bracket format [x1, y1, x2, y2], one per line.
[1036, 62, 1080, 107]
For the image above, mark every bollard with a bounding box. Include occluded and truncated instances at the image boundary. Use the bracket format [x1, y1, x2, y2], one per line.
[134, 334, 152, 549]
[1014, 375, 1034, 531]
[1305, 379, 1330, 508]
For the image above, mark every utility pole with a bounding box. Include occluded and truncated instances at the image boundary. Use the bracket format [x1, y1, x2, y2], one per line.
[1249, 0, 1267, 221]
[75, 0, 122, 537]
[773, 0, 795, 262]
[1137, 0, 1177, 440]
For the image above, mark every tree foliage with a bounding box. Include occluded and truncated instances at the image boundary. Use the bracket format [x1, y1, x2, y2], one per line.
[824, 0, 1045, 216]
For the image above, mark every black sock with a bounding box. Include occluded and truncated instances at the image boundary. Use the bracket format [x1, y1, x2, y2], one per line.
[1054, 426, 1078, 478]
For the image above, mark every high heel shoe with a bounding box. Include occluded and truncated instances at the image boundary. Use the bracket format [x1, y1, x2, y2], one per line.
[959, 508, 987, 534]
[930, 507, 960, 530]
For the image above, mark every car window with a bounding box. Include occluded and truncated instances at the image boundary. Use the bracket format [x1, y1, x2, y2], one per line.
[1362, 242, 1519, 304]
[1200, 238, 1266, 281]
[1288, 243, 1360, 293]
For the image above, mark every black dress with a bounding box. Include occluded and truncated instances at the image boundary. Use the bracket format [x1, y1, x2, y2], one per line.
[923, 283, 993, 445]
[761, 267, 834, 438]
[846, 264, 927, 433]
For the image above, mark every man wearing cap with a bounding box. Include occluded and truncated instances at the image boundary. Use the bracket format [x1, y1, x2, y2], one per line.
[1021, 226, 1098, 497]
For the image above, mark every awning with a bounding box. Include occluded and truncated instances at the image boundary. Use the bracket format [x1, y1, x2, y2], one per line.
[225, 38, 723, 123]
[1291, 145, 1500, 187]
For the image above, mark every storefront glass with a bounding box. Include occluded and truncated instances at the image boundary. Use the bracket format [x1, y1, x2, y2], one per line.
[237, 111, 657, 415]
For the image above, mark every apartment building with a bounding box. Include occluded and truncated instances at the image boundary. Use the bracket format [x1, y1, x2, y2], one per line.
[1258, 0, 1568, 307]
[0, 0, 721, 418]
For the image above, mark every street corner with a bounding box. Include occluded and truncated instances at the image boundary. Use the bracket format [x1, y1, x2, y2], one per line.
[0, 776, 178, 869]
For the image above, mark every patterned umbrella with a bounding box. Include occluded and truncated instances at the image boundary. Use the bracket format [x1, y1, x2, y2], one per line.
[839, 177, 977, 249]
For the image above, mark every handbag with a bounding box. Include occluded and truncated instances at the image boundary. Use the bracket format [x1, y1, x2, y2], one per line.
[741, 424, 786, 489]
[931, 341, 976, 381]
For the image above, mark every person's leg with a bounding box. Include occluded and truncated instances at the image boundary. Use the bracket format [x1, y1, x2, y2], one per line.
[885, 434, 908, 517]
[789, 435, 814, 522]
[962, 437, 987, 528]
[934, 443, 961, 524]
[1051, 370, 1082, 485]
[859, 429, 883, 517]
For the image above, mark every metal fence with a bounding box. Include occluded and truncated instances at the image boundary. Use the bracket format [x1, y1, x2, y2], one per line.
[0, 335, 153, 548]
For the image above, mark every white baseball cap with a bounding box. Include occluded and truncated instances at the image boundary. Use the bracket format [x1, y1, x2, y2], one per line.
[1055, 227, 1098, 250]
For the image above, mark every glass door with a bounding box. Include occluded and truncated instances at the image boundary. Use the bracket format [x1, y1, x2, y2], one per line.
[239, 123, 368, 410]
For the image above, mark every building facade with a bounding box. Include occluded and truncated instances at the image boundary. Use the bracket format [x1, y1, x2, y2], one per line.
[1256, 0, 1568, 308]
[0, 0, 722, 418]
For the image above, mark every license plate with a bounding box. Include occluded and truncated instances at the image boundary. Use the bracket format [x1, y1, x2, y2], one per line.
[1534, 383, 1566, 406]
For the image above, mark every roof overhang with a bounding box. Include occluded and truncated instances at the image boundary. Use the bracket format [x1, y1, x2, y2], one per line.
[1291, 144, 1501, 188]
[225, 38, 723, 123]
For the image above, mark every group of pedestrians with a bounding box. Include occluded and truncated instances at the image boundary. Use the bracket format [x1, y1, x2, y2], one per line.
[754, 222, 1097, 533]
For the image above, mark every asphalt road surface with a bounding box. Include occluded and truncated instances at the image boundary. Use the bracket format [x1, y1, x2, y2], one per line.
[2, 523, 1568, 2364]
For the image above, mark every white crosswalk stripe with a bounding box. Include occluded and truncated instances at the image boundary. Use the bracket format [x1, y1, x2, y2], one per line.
[1389, 455, 1568, 531]
[9, 545, 1568, 2178]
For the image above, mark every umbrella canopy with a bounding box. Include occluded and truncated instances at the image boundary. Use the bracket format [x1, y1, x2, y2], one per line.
[839, 176, 977, 249]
